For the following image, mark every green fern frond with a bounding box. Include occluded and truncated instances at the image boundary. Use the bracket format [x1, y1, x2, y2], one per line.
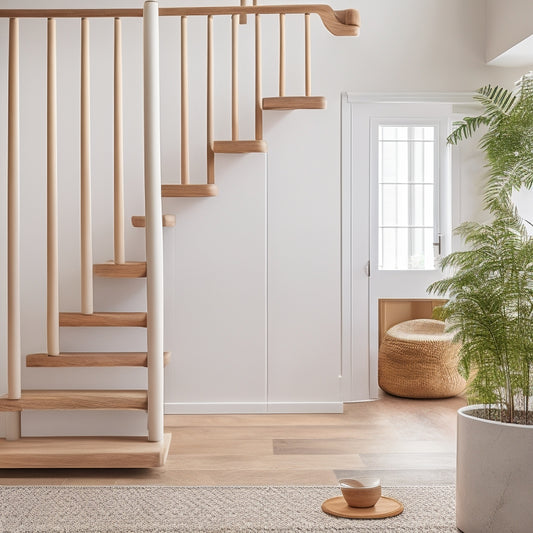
[447, 115, 490, 145]
[474, 84, 517, 119]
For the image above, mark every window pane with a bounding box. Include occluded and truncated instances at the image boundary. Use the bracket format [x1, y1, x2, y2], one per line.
[424, 142, 434, 182]
[378, 124, 437, 270]
[424, 184, 434, 226]
[380, 142, 397, 181]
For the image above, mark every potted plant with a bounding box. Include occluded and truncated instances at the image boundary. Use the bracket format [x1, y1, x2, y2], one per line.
[429, 73, 533, 533]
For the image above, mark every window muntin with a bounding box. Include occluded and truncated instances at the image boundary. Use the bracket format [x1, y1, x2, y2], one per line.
[378, 125, 437, 270]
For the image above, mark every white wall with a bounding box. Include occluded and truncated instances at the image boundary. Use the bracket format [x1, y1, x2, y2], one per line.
[0, 0, 529, 436]
[486, 0, 533, 64]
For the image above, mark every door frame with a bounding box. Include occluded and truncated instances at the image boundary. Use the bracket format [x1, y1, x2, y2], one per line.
[341, 92, 475, 402]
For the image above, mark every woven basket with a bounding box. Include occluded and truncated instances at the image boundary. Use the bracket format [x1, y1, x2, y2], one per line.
[378, 319, 466, 399]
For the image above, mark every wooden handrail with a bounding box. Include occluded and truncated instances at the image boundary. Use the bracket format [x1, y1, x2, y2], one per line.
[0, 5, 359, 36]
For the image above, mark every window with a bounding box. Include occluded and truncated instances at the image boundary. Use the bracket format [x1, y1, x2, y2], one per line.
[377, 123, 439, 270]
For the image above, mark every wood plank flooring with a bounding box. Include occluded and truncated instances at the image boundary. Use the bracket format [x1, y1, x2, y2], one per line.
[0, 392, 465, 486]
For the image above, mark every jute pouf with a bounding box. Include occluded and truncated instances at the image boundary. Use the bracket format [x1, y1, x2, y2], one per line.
[378, 318, 466, 399]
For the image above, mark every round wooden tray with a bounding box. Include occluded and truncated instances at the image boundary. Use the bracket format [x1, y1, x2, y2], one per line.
[321, 496, 404, 519]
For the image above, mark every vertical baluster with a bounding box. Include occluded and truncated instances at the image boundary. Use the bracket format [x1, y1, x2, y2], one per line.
[239, 0, 247, 25]
[206, 15, 214, 184]
[279, 13, 285, 97]
[80, 17, 93, 314]
[305, 13, 311, 96]
[47, 18, 59, 356]
[181, 16, 189, 185]
[114, 18, 125, 265]
[144, 0, 164, 443]
[231, 14, 239, 141]
[7, 17, 21, 440]
[255, 9, 262, 140]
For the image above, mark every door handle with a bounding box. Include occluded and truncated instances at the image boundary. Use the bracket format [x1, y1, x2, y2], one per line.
[433, 234, 442, 256]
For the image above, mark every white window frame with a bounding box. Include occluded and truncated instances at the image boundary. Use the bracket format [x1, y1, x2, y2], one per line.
[372, 118, 443, 271]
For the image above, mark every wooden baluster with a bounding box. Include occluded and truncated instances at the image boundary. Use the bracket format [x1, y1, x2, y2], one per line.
[279, 13, 285, 97]
[255, 9, 262, 140]
[144, 0, 164, 443]
[7, 18, 21, 441]
[81, 17, 93, 314]
[232, 13, 239, 141]
[305, 13, 311, 96]
[181, 16, 189, 185]
[239, 0, 247, 25]
[114, 18, 125, 264]
[207, 15, 214, 184]
[47, 18, 60, 356]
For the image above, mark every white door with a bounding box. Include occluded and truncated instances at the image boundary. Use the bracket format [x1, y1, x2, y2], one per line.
[342, 97, 466, 401]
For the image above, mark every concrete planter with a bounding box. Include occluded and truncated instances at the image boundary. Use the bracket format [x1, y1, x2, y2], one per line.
[456, 405, 533, 533]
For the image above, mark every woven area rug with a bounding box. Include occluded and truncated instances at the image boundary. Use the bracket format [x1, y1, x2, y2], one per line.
[0, 485, 457, 532]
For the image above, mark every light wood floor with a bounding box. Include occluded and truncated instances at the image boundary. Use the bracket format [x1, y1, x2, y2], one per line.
[0, 392, 465, 486]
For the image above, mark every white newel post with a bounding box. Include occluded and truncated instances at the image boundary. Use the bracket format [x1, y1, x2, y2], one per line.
[7, 17, 21, 440]
[143, 0, 164, 442]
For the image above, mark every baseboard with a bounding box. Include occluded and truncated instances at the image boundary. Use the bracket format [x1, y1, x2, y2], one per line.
[164, 401, 343, 414]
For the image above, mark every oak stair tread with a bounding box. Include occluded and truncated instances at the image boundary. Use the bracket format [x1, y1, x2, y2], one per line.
[26, 351, 171, 368]
[0, 434, 171, 468]
[131, 214, 176, 227]
[0, 390, 148, 412]
[161, 183, 218, 198]
[59, 312, 147, 328]
[212, 140, 267, 153]
[93, 261, 147, 278]
[262, 96, 327, 110]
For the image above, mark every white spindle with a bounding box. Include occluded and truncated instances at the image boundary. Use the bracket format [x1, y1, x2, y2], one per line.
[80, 17, 93, 314]
[144, 0, 164, 443]
[47, 18, 60, 356]
[7, 17, 21, 440]
[114, 17, 125, 265]
[181, 16, 189, 184]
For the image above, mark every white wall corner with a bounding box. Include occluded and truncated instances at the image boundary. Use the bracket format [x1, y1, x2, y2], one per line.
[486, 0, 533, 65]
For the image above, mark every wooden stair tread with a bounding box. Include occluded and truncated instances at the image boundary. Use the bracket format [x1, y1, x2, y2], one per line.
[0, 434, 171, 468]
[161, 183, 218, 198]
[93, 261, 147, 278]
[263, 96, 327, 110]
[212, 140, 267, 154]
[0, 390, 148, 412]
[59, 312, 147, 327]
[132, 214, 176, 227]
[26, 351, 171, 368]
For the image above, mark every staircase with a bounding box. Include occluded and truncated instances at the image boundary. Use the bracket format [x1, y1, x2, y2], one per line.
[0, 1, 359, 468]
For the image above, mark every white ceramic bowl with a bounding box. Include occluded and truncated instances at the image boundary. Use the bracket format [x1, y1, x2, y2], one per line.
[339, 478, 381, 508]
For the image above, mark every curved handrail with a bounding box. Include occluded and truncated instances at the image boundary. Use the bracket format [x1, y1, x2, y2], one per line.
[0, 4, 359, 36]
